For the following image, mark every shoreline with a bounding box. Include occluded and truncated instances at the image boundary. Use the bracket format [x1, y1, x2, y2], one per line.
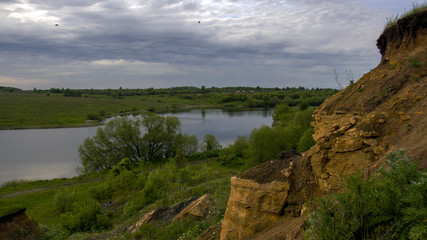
[0, 105, 273, 130]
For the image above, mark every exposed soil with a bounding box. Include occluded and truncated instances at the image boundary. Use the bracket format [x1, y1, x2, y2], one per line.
[145, 197, 199, 226]
[245, 216, 305, 240]
[199, 223, 221, 240]
[0, 208, 40, 240]
[316, 8, 427, 168]
[237, 150, 300, 184]
[377, 9, 427, 57]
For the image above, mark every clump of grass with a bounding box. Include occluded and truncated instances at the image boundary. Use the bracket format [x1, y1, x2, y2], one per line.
[385, 1, 427, 29]
[409, 57, 421, 67]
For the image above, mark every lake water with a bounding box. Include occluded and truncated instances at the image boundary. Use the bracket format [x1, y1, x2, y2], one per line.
[0, 109, 273, 184]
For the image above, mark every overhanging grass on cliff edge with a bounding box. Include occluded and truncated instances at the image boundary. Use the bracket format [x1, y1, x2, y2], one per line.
[385, 1, 427, 29]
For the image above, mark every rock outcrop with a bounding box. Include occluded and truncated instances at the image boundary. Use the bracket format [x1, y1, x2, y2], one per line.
[220, 151, 317, 240]
[307, 8, 427, 190]
[172, 194, 215, 222]
[220, 9, 427, 239]
[128, 197, 198, 232]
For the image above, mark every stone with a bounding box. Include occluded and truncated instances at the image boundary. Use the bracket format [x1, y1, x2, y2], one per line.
[220, 177, 290, 240]
[171, 194, 215, 222]
[333, 137, 363, 153]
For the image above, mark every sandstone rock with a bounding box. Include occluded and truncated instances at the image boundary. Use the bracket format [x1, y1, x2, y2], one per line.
[333, 137, 363, 153]
[325, 151, 374, 180]
[128, 197, 198, 232]
[171, 194, 215, 222]
[220, 177, 290, 240]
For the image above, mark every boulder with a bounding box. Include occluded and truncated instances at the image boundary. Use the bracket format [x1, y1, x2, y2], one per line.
[171, 194, 215, 222]
[220, 177, 290, 240]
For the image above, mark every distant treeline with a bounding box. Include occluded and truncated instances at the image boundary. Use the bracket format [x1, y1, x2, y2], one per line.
[0, 86, 22, 92]
[31, 86, 338, 108]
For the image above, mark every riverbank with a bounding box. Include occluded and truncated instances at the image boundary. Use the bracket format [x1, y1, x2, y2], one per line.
[0, 88, 337, 129]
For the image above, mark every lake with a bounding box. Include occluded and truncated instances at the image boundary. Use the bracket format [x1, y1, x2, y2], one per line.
[0, 109, 273, 184]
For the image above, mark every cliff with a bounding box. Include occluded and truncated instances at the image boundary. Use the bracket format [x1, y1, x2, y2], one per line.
[220, 9, 427, 240]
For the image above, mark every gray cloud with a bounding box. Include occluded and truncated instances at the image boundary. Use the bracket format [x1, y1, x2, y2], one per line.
[0, 0, 410, 89]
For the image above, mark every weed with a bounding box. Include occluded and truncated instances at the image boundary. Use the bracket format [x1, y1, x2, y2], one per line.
[381, 92, 387, 98]
[409, 57, 421, 67]
[385, 1, 427, 29]
[368, 95, 378, 104]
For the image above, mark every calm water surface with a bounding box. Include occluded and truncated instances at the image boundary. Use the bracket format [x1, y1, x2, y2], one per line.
[0, 109, 272, 184]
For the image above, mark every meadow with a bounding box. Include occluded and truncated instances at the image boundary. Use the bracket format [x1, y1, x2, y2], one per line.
[0, 86, 337, 129]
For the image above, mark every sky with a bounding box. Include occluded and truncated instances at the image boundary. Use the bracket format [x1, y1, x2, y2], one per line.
[0, 0, 418, 90]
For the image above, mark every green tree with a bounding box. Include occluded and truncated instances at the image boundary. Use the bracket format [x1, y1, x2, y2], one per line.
[141, 114, 181, 161]
[78, 114, 181, 172]
[175, 133, 199, 155]
[247, 125, 294, 165]
[201, 134, 221, 152]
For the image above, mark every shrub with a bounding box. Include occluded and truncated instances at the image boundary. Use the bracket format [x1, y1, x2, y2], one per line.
[141, 163, 178, 205]
[53, 189, 76, 213]
[90, 181, 114, 202]
[305, 150, 427, 240]
[111, 158, 134, 176]
[86, 113, 101, 121]
[201, 134, 221, 152]
[60, 199, 110, 233]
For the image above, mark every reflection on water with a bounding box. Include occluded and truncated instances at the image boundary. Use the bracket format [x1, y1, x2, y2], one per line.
[0, 109, 272, 184]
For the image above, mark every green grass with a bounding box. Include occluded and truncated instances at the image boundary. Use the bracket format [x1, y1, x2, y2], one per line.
[0, 155, 241, 239]
[385, 1, 427, 29]
[0, 88, 338, 129]
[0, 93, 215, 129]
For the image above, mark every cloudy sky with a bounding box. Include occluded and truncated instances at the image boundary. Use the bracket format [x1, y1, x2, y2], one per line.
[0, 0, 417, 90]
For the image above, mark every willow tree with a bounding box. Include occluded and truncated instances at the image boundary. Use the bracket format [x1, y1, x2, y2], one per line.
[78, 114, 181, 172]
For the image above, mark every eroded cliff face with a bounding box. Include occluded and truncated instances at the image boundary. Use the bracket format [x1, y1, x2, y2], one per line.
[220, 151, 317, 240]
[308, 9, 427, 190]
[220, 9, 427, 240]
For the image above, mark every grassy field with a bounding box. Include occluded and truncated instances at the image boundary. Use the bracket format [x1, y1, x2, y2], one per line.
[0, 87, 338, 129]
[0, 92, 216, 129]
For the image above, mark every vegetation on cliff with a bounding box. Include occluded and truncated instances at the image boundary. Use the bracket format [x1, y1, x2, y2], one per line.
[306, 150, 426, 240]
[385, 1, 427, 29]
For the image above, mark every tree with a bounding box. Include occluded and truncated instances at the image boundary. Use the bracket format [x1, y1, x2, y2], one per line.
[79, 117, 144, 172]
[247, 125, 294, 166]
[201, 134, 221, 152]
[175, 133, 199, 155]
[141, 114, 181, 161]
[78, 114, 181, 172]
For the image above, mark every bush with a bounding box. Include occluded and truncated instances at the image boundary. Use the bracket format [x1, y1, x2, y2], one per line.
[141, 163, 179, 205]
[90, 181, 114, 202]
[305, 150, 427, 240]
[201, 134, 221, 152]
[60, 199, 110, 233]
[86, 113, 101, 121]
[53, 189, 76, 213]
